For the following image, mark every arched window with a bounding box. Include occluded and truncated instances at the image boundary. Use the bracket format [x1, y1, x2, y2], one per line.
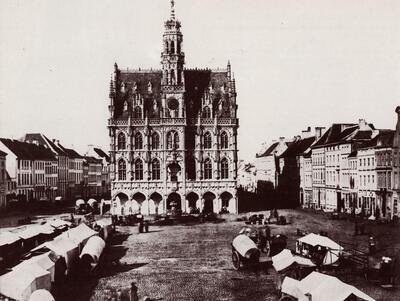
[204, 132, 212, 149]
[117, 132, 126, 150]
[220, 131, 229, 149]
[221, 158, 229, 179]
[177, 41, 181, 53]
[151, 132, 160, 150]
[170, 69, 175, 84]
[118, 159, 126, 181]
[134, 132, 143, 150]
[170, 40, 175, 54]
[204, 158, 212, 180]
[152, 159, 160, 180]
[167, 131, 179, 149]
[164, 41, 168, 52]
[134, 106, 142, 119]
[203, 106, 211, 118]
[135, 159, 143, 180]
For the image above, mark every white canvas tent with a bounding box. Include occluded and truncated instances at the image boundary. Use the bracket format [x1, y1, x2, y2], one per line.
[282, 272, 375, 301]
[35, 237, 79, 274]
[59, 223, 97, 251]
[0, 263, 51, 301]
[0, 231, 21, 246]
[281, 277, 309, 301]
[296, 233, 343, 265]
[16, 252, 56, 283]
[272, 249, 315, 272]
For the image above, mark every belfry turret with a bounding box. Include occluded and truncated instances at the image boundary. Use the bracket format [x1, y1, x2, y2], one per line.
[161, 0, 185, 86]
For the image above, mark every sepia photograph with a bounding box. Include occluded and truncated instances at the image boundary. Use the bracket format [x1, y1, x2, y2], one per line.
[0, 0, 399, 300]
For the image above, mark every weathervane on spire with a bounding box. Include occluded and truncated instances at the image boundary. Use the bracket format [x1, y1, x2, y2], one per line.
[171, 0, 175, 20]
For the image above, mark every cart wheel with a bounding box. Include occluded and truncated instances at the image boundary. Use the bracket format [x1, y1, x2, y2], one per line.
[232, 251, 241, 270]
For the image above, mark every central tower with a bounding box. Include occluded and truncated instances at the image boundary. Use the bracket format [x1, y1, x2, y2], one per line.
[161, 0, 185, 118]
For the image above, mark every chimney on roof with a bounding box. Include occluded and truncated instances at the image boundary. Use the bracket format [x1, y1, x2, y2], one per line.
[279, 137, 285, 142]
[315, 127, 326, 139]
[358, 119, 368, 131]
[301, 126, 312, 138]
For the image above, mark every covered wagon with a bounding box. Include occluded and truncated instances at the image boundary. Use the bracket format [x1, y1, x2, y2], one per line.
[231, 234, 261, 270]
[79, 236, 106, 274]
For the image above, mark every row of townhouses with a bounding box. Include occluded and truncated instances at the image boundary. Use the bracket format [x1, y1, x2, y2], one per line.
[254, 107, 400, 220]
[0, 133, 111, 210]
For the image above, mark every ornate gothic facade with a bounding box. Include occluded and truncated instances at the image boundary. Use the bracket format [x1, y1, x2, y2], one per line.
[108, 2, 239, 215]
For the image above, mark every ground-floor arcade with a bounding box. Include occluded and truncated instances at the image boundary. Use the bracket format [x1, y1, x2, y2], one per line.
[110, 189, 237, 216]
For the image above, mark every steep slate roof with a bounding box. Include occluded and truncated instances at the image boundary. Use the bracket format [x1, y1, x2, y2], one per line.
[0, 139, 56, 161]
[93, 148, 110, 163]
[22, 133, 68, 157]
[113, 68, 233, 120]
[280, 136, 316, 158]
[359, 130, 394, 150]
[83, 156, 102, 164]
[57, 144, 82, 159]
[257, 142, 279, 158]
[312, 124, 358, 148]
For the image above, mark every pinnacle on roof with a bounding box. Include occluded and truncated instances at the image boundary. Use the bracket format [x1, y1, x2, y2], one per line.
[170, 0, 175, 20]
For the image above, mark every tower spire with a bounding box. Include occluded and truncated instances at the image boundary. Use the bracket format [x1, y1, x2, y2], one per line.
[170, 0, 175, 20]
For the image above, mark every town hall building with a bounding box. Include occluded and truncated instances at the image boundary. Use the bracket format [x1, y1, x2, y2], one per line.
[108, 1, 239, 215]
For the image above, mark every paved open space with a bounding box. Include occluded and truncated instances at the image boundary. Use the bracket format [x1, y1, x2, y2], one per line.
[64, 209, 399, 301]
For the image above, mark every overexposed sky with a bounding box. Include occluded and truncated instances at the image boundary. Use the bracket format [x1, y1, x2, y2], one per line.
[0, 0, 399, 161]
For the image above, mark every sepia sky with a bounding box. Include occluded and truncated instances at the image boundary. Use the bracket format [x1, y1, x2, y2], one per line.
[0, 0, 399, 161]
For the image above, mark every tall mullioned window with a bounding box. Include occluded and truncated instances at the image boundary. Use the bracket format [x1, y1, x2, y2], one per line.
[221, 158, 229, 179]
[134, 132, 143, 149]
[151, 132, 160, 150]
[204, 158, 212, 180]
[135, 159, 143, 180]
[152, 159, 160, 180]
[167, 131, 179, 149]
[118, 159, 126, 181]
[204, 132, 212, 149]
[220, 131, 228, 149]
[117, 132, 126, 150]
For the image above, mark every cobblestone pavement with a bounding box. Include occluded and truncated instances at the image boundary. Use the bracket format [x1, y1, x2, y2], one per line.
[84, 209, 400, 301]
